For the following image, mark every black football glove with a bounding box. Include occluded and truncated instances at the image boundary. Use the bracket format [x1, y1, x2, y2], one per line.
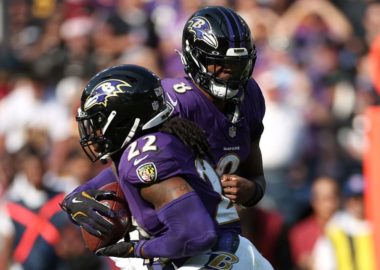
[60, 190, 118, 237]
[95, 241, 137, 258]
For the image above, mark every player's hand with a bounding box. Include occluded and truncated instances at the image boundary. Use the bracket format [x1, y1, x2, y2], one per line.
[221, 174, 255, 204]
[60, 190, 118, 237]
[95, 241, 136, 258]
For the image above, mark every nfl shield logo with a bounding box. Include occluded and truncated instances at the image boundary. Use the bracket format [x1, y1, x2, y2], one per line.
[229, 126, 236, 138]
[152, 101, 159, 111]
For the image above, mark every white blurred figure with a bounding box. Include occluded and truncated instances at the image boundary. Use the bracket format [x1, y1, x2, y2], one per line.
[257, 69, 306, 222]
[0, 75, 71, 174]
[313, 174, 376, 270]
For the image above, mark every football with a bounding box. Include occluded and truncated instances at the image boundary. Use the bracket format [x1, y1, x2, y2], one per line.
[81, 182, 131, 252]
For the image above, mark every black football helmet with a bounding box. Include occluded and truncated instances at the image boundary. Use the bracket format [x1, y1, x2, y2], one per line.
[76, 65, 173, 162]
[181, 6, 256, 100]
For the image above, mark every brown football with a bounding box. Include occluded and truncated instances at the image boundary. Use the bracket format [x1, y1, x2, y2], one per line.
[80, 182, 131, 252]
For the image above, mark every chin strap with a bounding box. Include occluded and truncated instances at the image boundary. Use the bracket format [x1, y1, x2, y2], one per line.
[175, 49, 187, 67]
[223, 91, 244, 124]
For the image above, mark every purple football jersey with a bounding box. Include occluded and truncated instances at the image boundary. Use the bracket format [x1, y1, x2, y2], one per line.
[116, 131, 221, 236]
[162, 78, 265, 175]
[70, 77, 264, 235]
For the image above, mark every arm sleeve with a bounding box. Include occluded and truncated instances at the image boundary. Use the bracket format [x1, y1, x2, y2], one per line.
[242, 175, 266, 207]
[134, 192, 217, 259]
[249, 79, 266, 141]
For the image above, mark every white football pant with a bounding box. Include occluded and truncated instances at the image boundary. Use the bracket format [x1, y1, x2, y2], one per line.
[178, 236, 274, 270]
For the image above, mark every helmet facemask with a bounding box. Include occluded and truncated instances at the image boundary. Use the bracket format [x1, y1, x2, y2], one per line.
[183, 41, 256, 100]
[77, 64, 174, 163]
[76, 108, 137, 162]
[77, 109, 113, 162]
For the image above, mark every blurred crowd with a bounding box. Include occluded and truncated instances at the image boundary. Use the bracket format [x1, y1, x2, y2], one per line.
[0, 0, 379, 269]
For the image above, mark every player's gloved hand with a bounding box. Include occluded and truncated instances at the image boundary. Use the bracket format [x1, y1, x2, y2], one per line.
[60, 190, 117, 237]
[95, 241, 137, 258]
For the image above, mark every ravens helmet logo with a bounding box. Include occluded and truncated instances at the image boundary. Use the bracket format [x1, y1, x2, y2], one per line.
[187, 16, 218, 49]
[84, 79, 131, 110]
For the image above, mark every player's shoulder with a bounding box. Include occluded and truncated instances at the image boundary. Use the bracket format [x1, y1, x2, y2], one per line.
[244, 78, 265, 108]
[124, 131, 183, 161]
[162, 77, 198, 99]
[162, 77, 201, 113]
[118, 132, 189, 185]
[245, 78, 264, 99]
[240, 78, 266, 125]
[162, 77, 194, 92]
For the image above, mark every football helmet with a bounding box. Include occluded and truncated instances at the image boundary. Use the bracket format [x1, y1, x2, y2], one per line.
[76, 65, 173, 162]
[181, 6, 256, 100]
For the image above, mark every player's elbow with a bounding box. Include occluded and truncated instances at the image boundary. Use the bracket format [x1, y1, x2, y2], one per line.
[182, 229, 217, 255]
[166, 218, 217, 257]
[153, 192, 218, 257]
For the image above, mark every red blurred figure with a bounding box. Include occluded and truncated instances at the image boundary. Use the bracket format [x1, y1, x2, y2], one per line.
[289, 177, 340, 270]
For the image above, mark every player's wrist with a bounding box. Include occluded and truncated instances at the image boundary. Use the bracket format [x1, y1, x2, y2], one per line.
[241, 178, 264, 207]
[134, 239, 147, 257]
[241, 194, 260, 207]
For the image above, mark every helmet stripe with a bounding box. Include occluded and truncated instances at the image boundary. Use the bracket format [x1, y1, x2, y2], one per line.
[218, 7, 243, 48]
[215, 7, 235, 48]
[225, 8, 245, 48]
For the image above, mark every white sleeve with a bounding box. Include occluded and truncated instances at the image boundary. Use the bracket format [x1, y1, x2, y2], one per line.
[0, 204, 15, 238]
[0, 100, 10, 134]
[45, 103, 72, 141]
[312, 236, 337, 270]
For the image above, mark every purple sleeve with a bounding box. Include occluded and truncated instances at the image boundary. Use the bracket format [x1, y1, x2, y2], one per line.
[248, 79, 266, 140]
[70, 167, 117, 194]
[134, 192, 217, 259]
[119, 134, 192, 186]
[162, 78, 189, 117]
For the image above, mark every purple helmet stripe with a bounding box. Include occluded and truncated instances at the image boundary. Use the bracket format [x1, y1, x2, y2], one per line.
[216, 7, 235, 49]
[225, 8, 245, 48]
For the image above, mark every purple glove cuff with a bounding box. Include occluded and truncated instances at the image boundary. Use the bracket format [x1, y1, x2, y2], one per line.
[134, 240, 147, 257]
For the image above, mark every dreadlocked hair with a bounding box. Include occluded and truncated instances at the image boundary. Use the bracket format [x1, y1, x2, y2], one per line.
[159, 117, 213, 161]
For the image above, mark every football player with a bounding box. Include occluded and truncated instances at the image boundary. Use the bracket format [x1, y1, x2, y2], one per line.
[61, 64, 268, 269]
[165, 6, 265, 208]
[62, 6, 272, 270]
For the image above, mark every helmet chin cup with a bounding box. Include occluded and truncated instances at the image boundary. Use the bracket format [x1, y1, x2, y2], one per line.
[210, 84, 229, 99]
[209, 80, 239, 100]
[194, 70, 239, 100]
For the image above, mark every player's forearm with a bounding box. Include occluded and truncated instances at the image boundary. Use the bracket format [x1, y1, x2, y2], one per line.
[135, 192, 217, 259]
[239, 140, 266, 206]
[0, 235, 13, 270]
[242, 174, 266, 207]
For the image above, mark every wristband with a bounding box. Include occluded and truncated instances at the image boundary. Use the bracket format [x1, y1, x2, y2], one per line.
[242, 177, 265, 207]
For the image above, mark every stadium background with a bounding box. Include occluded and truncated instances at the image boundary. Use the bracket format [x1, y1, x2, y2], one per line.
[0, 0, 379, 269]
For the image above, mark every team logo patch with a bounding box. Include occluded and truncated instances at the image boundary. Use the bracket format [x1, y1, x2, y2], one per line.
[136, 162, 157, 183]
[84, 79, 131, 110]
[152, 100, 159, 111]
[187, 16, 218, 48]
